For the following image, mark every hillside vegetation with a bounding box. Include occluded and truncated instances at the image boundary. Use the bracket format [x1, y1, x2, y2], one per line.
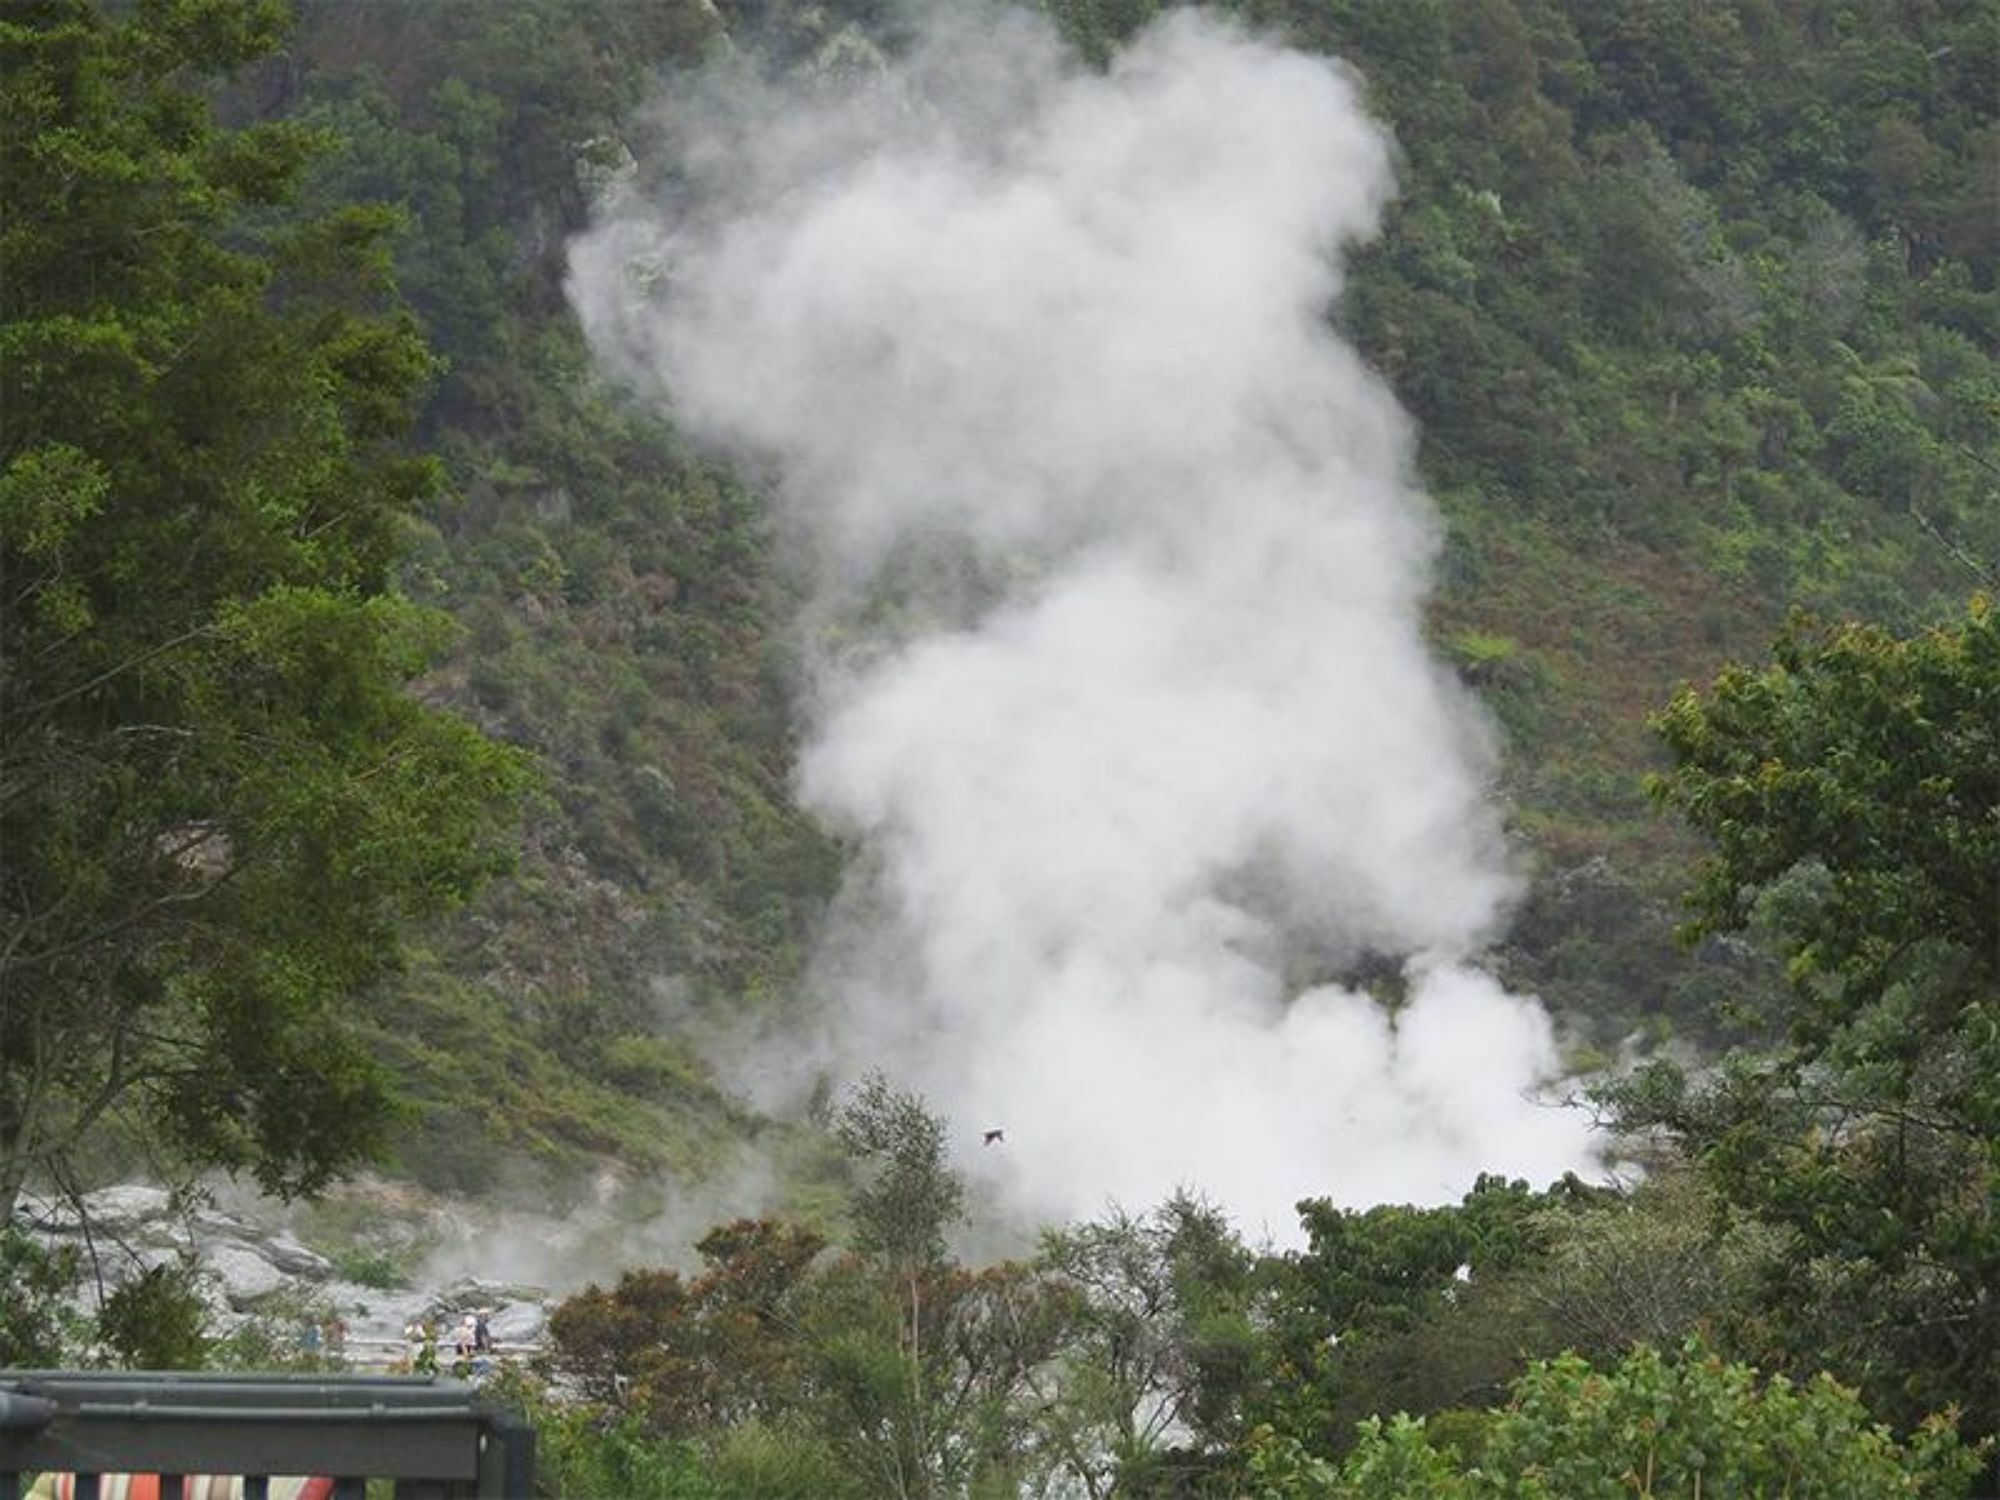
[209, 0, 1996, 1191]
[7, 0, 1997, 1490]
[8, 0, 1991, 1211]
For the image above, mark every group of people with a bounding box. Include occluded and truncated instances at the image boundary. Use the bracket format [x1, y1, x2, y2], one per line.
[457, 1308, 495, 1358]
[400, 1308, 494, 1376]
[295, 1316, 346, 1359]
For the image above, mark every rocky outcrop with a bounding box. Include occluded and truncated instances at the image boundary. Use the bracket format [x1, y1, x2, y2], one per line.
[21, 1187, 337, 1314]
[11, 1184, 551, 1361]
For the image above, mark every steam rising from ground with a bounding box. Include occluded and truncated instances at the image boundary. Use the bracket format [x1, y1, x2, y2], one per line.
[570, 7, 1595, 1240]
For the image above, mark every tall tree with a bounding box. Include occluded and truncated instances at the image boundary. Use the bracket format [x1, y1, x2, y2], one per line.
[543, 1083, 1073, 1498]
[1625, 598, 2000, 1436]
[1036, 1193, 1262, 1498]
[822, 1071, 966, 1500]
[0, 0, 530, 1217]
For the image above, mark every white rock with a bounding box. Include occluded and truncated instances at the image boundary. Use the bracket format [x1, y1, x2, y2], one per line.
[319, 1284, 436, 1343]
[488, 1302, 547, 1346]
[84, 1185, 173, 1229]
[259, 1234, 333, 1280]
[191, 1206, 259, 1241]
[203, 1243, 286, 1308]
[30, 1184, 173, 1234]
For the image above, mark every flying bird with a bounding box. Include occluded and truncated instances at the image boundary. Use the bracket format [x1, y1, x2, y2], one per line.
[983, 1128, 1005, 1146]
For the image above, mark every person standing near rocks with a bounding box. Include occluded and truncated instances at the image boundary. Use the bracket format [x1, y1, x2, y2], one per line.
[405, 1320, 437, 1375]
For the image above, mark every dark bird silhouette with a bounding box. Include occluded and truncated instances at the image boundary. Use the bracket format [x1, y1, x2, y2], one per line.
[983, 1128, 1005, 1146]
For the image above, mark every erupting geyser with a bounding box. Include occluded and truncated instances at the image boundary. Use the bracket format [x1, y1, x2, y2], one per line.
[569, 5, 1598, 1240]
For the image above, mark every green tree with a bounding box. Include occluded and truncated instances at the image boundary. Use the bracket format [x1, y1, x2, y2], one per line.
[544, 1087, 1072, 1499]
[817, 1074, 1068, 1500]
[795, 1253, 1074, 1500]
[1036, 1193, 1263, 1498]
[832, 1070, 967, 1273]
[1249, 1176, 1595, 1459]
[1625, 598, 2000, 1434]
[0, 0, 531, 1217]
[0, 1224, 82, 1365]
[1246, 1342, 1981, 1499]
[93, 1259, 212, 1370]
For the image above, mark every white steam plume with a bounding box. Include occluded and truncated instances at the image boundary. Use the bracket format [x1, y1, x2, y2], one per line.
[569, 6, 1596, 1240]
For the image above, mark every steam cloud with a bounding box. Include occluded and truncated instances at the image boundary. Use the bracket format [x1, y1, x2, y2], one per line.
[569, 6, 1597, 1240]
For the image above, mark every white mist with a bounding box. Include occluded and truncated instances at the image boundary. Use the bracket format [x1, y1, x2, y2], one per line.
[569, 6, 1596, 1241]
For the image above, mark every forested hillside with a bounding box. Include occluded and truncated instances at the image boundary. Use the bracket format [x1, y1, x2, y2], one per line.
[4, 0, 1996, 1491]
[237, 0, 847, 1196]
[200, 0, 1996, 1193]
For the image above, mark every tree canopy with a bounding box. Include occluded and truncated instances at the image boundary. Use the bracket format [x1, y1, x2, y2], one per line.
[5, 0, 1998, 1484]
[1245, 1343, 1981, 1499]
[0, 0, 531, 1217]
[1625, 597, 1999, 1436]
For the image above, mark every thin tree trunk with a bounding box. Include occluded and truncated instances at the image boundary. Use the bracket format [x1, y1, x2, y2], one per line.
[908, 1266, 927, 1500]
